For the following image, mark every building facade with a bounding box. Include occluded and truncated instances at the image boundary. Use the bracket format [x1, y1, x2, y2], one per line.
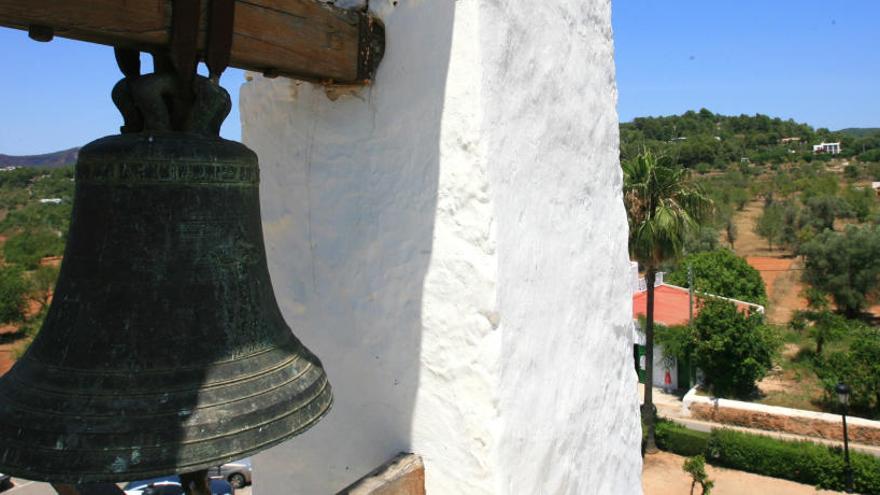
[813, 142, 841, 154]
[241, 1, 642, 493]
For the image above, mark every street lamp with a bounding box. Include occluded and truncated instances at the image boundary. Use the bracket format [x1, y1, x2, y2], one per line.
[835, 382, 854, 493]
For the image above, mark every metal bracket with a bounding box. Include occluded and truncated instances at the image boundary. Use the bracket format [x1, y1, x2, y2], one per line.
[357, 12, 385, 83]
[206, 0, 236, 82]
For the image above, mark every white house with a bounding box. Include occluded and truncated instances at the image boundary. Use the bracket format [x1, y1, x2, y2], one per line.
[631, 264, 764, 391]
[813, 142, 841, 155]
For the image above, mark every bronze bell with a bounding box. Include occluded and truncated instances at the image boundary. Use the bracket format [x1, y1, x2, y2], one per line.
[0, 72, 331, 483]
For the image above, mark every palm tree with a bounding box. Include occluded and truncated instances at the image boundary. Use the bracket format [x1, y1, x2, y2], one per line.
[623, 150, 711, 453]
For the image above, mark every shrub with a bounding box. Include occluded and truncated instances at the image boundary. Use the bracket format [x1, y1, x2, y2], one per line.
[655, 420, 710, 457]
[861, 149, 880, 163]
[706, 428, 880, 493]
[815, 325, 880, 418]
[843, 185, 877, 222]
[844, 164, 861, 180]
[2, 229, 65, 269]
[683, 455, 714, 495]
[0, 267, 27, 323]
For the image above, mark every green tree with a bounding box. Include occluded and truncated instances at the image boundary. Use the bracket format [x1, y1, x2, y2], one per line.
[0, 202, 72, 236]
[844, 164, 861, 180]
[800, 225, 880, 317]
[798, 174, 839, 200]
[692, 299, 778, 398]
[755, 203, 784, 251]
[2, 229, 66, 269]
[725, 219, 737, 249]
[667, 249, 768, 306]
[624, 150, 711, 452]
[802, 195, 850, 232]
[791, 292, 848, 357]
[682, 455, 714, 495]
[0, 167, 40, 189]
[684, 226, 720, 254]
[28, 265, 59, 312]
[860, 149, 880, 162]
[816, 325, 880, 418]
[655, 323, 697, 371]
[843, 185, 876, 222]
[806, 310, 847, 357]
[778, 201, 801, 250]
[772, 172, 797, 197]
[0, 266, 27, 323]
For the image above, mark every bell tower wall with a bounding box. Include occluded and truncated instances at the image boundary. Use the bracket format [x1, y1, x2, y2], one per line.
[240, 1, 642, 493]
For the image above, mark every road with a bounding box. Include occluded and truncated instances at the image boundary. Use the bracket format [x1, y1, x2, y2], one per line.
[2, 480, 253, 495]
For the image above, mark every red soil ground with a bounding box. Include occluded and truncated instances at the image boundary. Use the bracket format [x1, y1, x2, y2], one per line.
[745, 256, 808, 325]
[643, 451, 843, 495]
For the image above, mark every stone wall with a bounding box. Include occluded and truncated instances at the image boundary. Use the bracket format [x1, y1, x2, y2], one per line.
[690, 403, 880, 445]
[685, 389, 880, 446]
[240, 1, 642, 493]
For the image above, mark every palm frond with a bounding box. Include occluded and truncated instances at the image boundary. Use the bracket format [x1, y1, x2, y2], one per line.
[622, 150, 713, 269]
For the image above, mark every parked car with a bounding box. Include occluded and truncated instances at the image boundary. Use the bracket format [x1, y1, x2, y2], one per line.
[123, 476, 234, 495]
[209, 458, 252, 489]
[0, 473, 12, 492]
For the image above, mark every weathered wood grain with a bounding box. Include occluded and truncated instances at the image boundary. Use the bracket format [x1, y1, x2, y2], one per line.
[0, 0, 379, 83]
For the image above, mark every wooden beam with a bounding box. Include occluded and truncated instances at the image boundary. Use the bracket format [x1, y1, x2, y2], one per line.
[0, 0, 384, 84]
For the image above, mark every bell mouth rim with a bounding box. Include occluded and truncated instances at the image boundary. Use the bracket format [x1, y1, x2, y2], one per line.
[0, 382, 332, 484]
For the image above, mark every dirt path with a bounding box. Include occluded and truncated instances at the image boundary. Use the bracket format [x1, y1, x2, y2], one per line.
[643, 451, 844, 495]
[731, 200, 775, 257]
[747, 256, 807, 325]
[729, 200, 808, 324]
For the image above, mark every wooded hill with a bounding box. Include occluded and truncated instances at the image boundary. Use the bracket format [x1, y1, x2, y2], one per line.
[620, 109, 880, 169]
[0, 148, 79, 170]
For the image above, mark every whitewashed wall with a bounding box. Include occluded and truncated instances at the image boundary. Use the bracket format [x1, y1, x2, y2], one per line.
[240, 1, 642, 493]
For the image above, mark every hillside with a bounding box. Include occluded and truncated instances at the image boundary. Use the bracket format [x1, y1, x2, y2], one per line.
[620, 109, 880, 169]
[837, 128, 880, 138]
[0, 148, 79, 169]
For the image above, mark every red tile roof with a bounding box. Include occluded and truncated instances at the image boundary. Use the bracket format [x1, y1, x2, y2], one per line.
[632, 284, 755, 327]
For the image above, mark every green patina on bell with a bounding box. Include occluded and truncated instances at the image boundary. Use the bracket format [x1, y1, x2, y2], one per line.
[0, 73, 331, 483]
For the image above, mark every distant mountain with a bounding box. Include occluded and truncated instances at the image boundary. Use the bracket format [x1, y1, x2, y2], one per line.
[836, 128, 880, 137]
[0, 148, 79, 169]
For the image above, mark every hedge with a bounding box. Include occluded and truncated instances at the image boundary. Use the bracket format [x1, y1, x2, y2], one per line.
[706, 428, 880, 494]
[647, 420, 880, 493]
[655, 420, 710, 457]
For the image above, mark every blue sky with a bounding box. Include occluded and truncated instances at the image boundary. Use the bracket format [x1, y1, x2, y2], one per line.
[0, 29, 245, 155]
[0, 2, 878, 155]
[614, 0, 880, 128]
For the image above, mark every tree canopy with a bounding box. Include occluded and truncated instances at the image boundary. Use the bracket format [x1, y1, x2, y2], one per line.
[816, 325, 880, 418]
[619, 109, 880, 170]
[0, 267, 27, 323]
[691, 299, 778, 399]
[666, 249, 768, 306]
[800, 225, 880, 317]
[623, 152, 712, 270]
